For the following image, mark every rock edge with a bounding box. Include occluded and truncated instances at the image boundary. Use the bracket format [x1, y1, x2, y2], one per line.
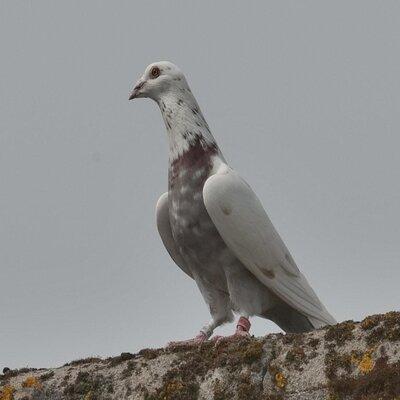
[1, 311, 400, 400]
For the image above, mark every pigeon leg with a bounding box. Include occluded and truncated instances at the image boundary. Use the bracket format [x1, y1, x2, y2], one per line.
[167, 331, 208, 348]
[167, 288, 233, 348]
[167, 315, 230, 348]
[212, 316, 251, 343]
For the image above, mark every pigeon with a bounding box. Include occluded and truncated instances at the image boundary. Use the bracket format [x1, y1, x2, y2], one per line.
[129, 61, 336, 345]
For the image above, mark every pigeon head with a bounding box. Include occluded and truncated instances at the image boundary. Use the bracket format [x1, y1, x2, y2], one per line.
[129, 61, 186, 101]
[129, 61, 219, 160]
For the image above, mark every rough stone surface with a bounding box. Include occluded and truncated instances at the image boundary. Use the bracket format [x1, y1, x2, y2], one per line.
[1, 311, 400, 400]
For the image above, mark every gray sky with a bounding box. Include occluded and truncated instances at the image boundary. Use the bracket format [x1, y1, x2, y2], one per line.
[1, 1, 399, 369]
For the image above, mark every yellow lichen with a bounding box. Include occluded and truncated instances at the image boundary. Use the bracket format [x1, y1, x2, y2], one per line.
[84, 391, 93, 400]
[275, 372, 287, 389]
[157, 379, 186, 399]
[166, 380, 184, 391]
[350, 352, 361, 364]
[0, 385, 15, 400]
[360, 315, 380, 330]
[22, 376, 42, 390]
[358, 350, 374, 374]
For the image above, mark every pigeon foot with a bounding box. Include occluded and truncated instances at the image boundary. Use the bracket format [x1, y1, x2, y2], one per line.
[212, 316, 251, 344]
[167, 331, 208, 348]
[212, 329, 250, 345]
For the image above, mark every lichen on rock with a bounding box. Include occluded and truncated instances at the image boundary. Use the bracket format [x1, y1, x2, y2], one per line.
[1, 311, 399, 400]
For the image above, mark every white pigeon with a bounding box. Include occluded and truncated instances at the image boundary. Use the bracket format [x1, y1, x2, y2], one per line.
[129, 61, 336, 345]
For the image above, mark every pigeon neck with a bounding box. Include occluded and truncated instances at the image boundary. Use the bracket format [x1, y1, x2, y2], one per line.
[157, 89, 222, 162]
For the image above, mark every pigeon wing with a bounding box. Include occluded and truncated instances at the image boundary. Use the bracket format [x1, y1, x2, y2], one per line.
[203, 167, 336, 326]
[156, 192, 194, 279]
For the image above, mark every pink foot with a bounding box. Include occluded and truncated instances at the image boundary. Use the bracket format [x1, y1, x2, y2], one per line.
[167, 331, 208, 348]
[212, 317, 251, 344]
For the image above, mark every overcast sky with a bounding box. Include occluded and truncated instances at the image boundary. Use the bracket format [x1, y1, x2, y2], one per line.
[1, 1, 399, 369]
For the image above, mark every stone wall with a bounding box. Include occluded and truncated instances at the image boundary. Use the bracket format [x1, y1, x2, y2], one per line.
[1, 311, 399, 400]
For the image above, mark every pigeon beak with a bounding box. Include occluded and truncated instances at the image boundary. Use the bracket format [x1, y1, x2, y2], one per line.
[129, 79, 145, 100]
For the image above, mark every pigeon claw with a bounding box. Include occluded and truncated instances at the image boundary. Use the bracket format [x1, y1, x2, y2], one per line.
[212, 330, 251, 346]
[166, 331, 208, 348]
[212, 316, 251, 346]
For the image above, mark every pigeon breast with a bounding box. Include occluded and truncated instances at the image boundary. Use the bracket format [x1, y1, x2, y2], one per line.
[168, 139, 232, 279]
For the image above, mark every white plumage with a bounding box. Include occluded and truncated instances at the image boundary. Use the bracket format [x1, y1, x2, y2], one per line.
[203, 164, 336, 328]
[130, 61, 336, 343]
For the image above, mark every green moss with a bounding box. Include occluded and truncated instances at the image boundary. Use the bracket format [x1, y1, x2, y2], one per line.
[364, 311, 400, 346]
[63, 371, 114, 400]
[64, 357, 103, 367]
[145, 338, 265, 399]
[307, 337, 320, 348]
[211, 372, 262, 400]
[125, 383, 132, 397]
[387, 327, 400, 341]
[138, 348, 162, 360]
[328, 357, 400, 400]
[144, 378, 199, 400]
[0, 368, 37, 383]
[176, 337, 264, 374]
[120, 360, 137, 379]
[285, 346, 306, 370]
[281, 332, 304, 346]
[365, 326, 386, 346]
[324, 349, 352, 380]
[360, 314, 381, 330]
[325, 321, 355, 346]
[107, 352, 135, 367]
[39, 371, 55, 381]
[212, 379, 233, 400]
[361, 311, 400, 329]
[324, 315, 400, 400]
[229, 339, 264, 367]
[236, 373, 263, 400]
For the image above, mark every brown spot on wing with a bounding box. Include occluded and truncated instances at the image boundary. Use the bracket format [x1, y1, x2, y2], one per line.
[262, 269, 275, 279]
[255, 262, 275, 279]
[221, 205, 232, 215]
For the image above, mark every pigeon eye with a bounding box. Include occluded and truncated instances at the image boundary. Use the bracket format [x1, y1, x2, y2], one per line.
[150, 66, 160, 78]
